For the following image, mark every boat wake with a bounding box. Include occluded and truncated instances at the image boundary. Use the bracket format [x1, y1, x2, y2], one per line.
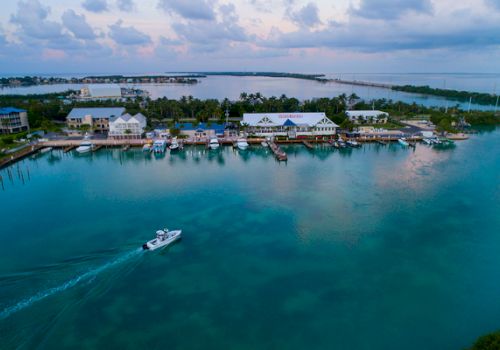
[0, 248, 142, 321]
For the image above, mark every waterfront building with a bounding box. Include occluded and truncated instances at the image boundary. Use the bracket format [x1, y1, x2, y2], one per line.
[80, 84, 122, 100]
[242, 112, 338, 138]
[109, 113, 147, 139]
[0, 107, 29, 134]
[346, 110, 389, 124]
[66, 107, 126, 133]
[174, 122, 227, 139]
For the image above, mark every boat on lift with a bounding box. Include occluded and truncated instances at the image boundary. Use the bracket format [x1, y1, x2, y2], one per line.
[142, 228, 182, 251]
[153, 139, 167, 153]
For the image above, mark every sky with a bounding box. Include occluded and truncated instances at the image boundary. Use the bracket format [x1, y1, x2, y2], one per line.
[0, 0, 500, 74]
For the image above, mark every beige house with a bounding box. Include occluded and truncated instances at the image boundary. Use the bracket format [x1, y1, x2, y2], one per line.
[66, 107, 125, 133]
[346, 110, 389, 124]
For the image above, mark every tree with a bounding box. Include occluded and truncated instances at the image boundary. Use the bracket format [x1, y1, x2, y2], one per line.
[124, 129, 132, 135]
[468, 331, 500, 350]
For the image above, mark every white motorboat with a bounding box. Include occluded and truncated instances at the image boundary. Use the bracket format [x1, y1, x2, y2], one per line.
[40, 147, 53, 154]
[261, 141, 268, 147]
[398, 138, 409, 147]
[76, 141, 94, 154]
[169, 138, 180, 151]
[236, 138, 249, 150]
[422, 138, 433, 145]
[142, 143, 152, 152]
[153, 140, 167, 153]
[346, 140, 361, 148]
[142, 228, 182, 251]
[209, 138, 220, 150]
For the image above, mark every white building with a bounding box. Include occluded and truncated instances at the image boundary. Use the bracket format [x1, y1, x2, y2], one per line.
[80, 84, 122, 101]
[243, 112, 338, 138]
[346, 110, 389, 124]
[109, 113, 147, 139]
[0, 107, 29, 134]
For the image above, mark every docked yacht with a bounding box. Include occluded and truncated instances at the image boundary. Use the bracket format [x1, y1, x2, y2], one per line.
[337, 137, 347, 148]
[40, 147, 53, 154]
[398, 138, 409, 147]
[169, 138, 180, 151]
[236, 138, 249, 150]
[209, 138, 220, 150]
[76, 141, 94, 154]
[142, 228, 182, 251]
[346, 140, 361, 148]
[153, 139, 167, 153]
[422, 138, 433, 145]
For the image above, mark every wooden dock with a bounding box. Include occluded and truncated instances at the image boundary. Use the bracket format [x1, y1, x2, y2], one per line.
[269, 141, 287, 161]
[302, 140, 314, 149]
[0, 145, 42, 169]
[63, 145, 76, 153]
[92, 145, 103, 152]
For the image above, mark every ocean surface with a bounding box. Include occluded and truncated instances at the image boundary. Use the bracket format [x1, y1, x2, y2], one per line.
[1, 130, 499, 350]
[1, 73, 499, 111]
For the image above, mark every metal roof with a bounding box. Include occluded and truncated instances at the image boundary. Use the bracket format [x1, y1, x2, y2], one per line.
[243, 112, 339, 127]
[67, 107, 126, 120]
[346, 110, 388, 118]
[87, 84, 122, 98]
[0, 107, 26, 115]
[175, 123, 226, 133]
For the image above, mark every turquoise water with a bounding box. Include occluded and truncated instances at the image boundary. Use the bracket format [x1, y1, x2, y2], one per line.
[1, 131, 499, 349]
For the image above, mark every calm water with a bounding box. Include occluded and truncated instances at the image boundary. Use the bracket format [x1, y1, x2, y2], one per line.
[1, 130, 499, 349]
[1, 74, 498, 110]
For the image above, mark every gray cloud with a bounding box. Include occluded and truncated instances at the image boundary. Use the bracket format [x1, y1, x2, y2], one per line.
[289, 2, 321, 27]
[352, 0, 433, 20]
[82, 0, 108, 13]
[62, 10, 97, 39]
[117, 0, 135, 12]
[10, 0, 64, 40]
[171, 3, 248, 51]
[157, 0, 215, 20]
[108, 20, 151, 45]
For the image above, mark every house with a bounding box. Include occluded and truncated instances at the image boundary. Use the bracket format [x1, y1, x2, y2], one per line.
[66, 107, 126, 133]
[174, 123, 227, 139]
[346, 110, 389, 124]
[242, 112, 338, 138]
[0, 107, 29, 134]
[109, 113, 147, 139]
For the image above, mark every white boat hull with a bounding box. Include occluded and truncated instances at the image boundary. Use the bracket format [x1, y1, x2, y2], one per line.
[76, 146, 92, 154]
[209, 144, 220, 150]
[143, 230, 182, 251]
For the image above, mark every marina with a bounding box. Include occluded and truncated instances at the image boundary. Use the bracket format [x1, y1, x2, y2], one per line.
[0, 129, 498, 350]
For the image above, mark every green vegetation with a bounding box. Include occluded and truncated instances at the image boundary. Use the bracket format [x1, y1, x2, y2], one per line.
[199, 72, 329, 82]
[392, 85, 499, 106]
[0, 91, 498, 136]
[468, 330, 500, 350]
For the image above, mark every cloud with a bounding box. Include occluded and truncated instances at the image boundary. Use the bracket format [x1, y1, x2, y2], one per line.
[157, 0, 215, 20]
[171, 3, 249, 51]
[351, 0, 433, 20]
[289, 2, 322, 27]
[108, 20, 152, 45]
[10, 0, 64, 40]
[82, 0, 108, 13]
[117, 0, 135, 12]
[62, 10, 97, 39]
[485, 0, 500, 10]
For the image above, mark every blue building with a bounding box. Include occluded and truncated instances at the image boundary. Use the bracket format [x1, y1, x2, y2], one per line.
[0, 107, 29, 134]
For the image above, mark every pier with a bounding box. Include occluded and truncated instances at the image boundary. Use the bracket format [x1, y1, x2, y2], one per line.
[0, 145, 41, 169]
[268, 141, 288, 161]
[331, 78, 393, 89]
[302, 140, 314, 149]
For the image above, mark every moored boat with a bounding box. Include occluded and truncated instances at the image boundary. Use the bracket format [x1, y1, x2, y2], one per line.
[261, 141, 268, 147]
[169, 138, 180, 151]
[142, 143, 153, 152]
[40, 147, 53, 154]
[346, 140, 361, 148]
[76, 141, 94, 154]
[236, 138, 249, 150]
[209, 138, 220, 150]
[153, 139, 167, 153]
[142, 228, 182, 251]
[398, 138, 409, 147]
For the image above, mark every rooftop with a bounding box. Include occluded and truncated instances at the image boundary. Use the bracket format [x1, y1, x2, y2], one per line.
[243, 112, 339, 127]
[67, 107, 126, 120]
[0, 107, 26, 115]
